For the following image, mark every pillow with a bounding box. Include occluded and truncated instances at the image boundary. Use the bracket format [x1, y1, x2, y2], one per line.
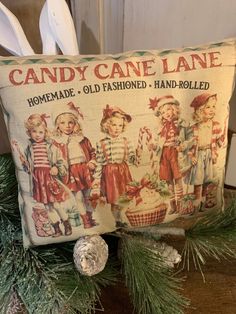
[0, 38, 235, 247]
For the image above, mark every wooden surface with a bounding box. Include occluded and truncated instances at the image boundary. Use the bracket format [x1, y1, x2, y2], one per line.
[183, 259, 236, 314]
[96, 249, 236, 314]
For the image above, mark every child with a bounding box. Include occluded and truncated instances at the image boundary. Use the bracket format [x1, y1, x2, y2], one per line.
[92, 105, 136, 228]
[188, 93, 225, 211]
[148, 95, 193, 214]
[53, 103, 97, 228]
[15, 113, 72, 237]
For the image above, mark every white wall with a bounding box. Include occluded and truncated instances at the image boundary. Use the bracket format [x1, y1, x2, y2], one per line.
[72, 0, 236, 52]
[70, 0, 124, 54]
[123, 0, 236, 50]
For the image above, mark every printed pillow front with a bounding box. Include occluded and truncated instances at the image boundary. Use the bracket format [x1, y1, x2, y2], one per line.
[0, 38, 235, 247]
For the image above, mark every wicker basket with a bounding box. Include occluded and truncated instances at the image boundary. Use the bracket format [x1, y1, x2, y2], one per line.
[126, 203, 167, 227]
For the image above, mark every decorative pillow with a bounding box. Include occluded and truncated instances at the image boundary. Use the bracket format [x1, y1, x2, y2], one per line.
[0, 38, 235, 247]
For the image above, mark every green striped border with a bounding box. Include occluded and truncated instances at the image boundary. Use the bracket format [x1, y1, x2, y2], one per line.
[0, 40, 232, 66]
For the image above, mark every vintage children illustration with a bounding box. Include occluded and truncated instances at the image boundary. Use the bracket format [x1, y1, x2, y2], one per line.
[2, 42, 233, 246]
[52, 102, 98, 229]
[11, 89, 228, 243]
[186, 93, 226, 211]
[91, 105, 136, 228]
[147, 95, 194, 215]
[12, 114, 72, 238]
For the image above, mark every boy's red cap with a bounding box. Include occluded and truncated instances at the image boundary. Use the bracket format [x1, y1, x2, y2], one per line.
[190, 93, 217, 110]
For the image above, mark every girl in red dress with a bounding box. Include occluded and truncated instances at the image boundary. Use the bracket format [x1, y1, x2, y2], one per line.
[92, 105, 135, 227]
[53, 103, 97, 229]
[17, 114, 71, 237]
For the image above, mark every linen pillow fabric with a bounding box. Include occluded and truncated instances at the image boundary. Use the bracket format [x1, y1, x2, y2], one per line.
[0, 38, 235, 247]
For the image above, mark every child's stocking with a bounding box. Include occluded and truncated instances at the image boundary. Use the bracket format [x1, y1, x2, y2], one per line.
[175, 178, 183, 212]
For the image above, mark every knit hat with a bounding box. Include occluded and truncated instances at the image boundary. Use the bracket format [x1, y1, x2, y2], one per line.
[149, 95, 179, 112]
[53, 101, 84, 124]
[190, 93, 217, 111]
[102, 104, 132, 122]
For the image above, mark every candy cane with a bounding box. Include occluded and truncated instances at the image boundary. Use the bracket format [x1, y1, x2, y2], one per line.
[143, 126, 152, 144]
[143, 127, 156, 171]
[11, 140, 29, 170]
[136, 127, 146, 165]
[136, 127, 156, 172]
[11, 140, 37, 180]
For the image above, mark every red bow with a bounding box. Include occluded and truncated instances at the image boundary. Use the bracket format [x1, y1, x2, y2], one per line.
[160, 119, 179, 139]
[126, 178, 152, 205]
[40, 113, 50, 126]
[68, 102, 84, 120]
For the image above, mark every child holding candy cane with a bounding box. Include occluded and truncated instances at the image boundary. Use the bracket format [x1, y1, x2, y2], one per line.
[148, 95, 193, 214]
[187, 93, 226, 211]
[12, 113, 71, 237]
[53, 102, 98, 229]
[92, 105, 136, 228]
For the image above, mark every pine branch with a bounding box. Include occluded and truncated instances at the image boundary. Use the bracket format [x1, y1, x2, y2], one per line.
[0, 216, 21, 249]
[0, 154, 120, 313]
[4, 288, 26, 314]
[0, 247, 18, 313]
[180, 200, 236, 280]
[0, 154, 20, 221]
[0, 241, 67, 314]
[53, 247, 119, 313]
[120, 235, 189, 314]
[0, 227, 118, 314]
[189, 199, 236, 232]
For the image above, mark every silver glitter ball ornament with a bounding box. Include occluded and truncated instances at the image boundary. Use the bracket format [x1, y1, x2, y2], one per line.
[73, 235, 109, 276]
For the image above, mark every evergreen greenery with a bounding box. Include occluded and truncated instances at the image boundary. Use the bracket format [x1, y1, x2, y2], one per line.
[0, 154, 118, 314]
[1, 152, 236, 313]
[120, 235, 189, 314]
[180, 200, 236, 280]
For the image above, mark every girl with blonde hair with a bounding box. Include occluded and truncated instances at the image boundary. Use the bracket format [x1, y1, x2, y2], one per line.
[14, 113, 71, 237]
[53, 103, 97, 229]
[92, 105, 136, 228]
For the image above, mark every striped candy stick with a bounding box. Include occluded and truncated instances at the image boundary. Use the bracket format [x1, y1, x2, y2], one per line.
[143, 127, 156, 172]
[136, 127, 146, 165]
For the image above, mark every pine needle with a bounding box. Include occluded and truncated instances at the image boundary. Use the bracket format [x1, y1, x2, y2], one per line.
[180, 200, 236, 280]
[120, 235, 189, 314]
[54, 250, 119, 313]
[0, 238, 119, 314]
[0, 154, 120, 313]
[0, 154, 20, 221]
